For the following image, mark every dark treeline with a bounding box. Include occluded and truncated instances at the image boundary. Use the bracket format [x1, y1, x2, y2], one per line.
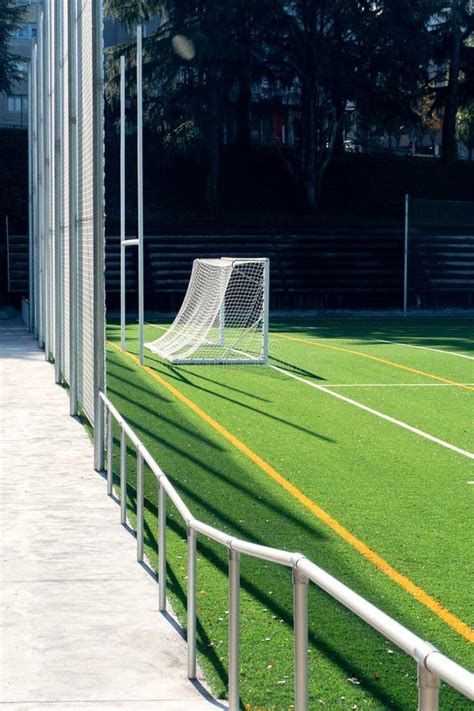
[104, 0, 474, 216]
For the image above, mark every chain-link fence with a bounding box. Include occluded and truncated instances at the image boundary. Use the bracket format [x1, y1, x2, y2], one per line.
[30, 0, 105, 467]
[404, 196, 474, 313]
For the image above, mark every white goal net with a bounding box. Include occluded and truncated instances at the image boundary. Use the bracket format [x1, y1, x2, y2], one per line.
[146, 257, 270, 364]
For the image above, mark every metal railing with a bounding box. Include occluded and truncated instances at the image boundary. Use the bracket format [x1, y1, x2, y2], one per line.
[100, 391, 473, 711]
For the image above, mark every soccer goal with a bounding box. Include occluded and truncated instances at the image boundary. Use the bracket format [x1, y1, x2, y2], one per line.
[145, 257, 270, 364]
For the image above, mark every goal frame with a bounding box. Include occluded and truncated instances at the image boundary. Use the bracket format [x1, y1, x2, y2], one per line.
[146, 256, 270, 366]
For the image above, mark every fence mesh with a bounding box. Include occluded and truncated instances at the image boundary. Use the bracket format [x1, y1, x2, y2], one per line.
[407, 198, 474, 310]
[31, 0, 104, 428]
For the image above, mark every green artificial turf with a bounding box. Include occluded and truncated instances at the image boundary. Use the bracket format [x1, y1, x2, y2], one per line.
[106, 317, 473, 710]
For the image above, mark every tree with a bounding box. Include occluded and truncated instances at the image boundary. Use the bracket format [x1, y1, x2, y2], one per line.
[104, 0, 276, 212]
[457, 101, 474, 157]
[0, 1, 25, 94]
[431, 0, 474, 162]
[268, 0, 435, 207]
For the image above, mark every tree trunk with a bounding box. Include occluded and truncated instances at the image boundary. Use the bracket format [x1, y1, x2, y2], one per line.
[206, 72, 221, 217]
[441, 0, 462, 162]
[302, 78, 317, 208]
[236, 51, 252, 147]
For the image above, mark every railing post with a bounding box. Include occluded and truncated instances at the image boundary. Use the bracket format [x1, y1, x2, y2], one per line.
[158, 479, 167, 611]
[120, 426, 127, 525]
[187, 525, 197, 679]
[293, 567, 309, 711]
[228, 547, 241, 711]
[107, 409, 113, 495]
[136, 451, 144, 562]
[418, 662, 440, 711]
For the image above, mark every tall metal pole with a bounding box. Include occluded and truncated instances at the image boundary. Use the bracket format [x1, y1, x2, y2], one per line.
[43, 0, 51, 360]
[54, 0, 63, 383]
[137, 25, 144, 365]
[93, 0, 106, 472]
[403, 193, 409, 317]
[32, 43, 39, 338]
[120, 54, 126, 350]
[37, 12, 45, 348]
[28, 60, 33, 332]
[68, 0, 79, 416]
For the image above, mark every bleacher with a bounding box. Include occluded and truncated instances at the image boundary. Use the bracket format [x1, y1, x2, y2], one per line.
[106, 228, 406, 311]
[6, 234, 29, 295]
[9, 229, 473, 312]
[408, 231, 474, 309]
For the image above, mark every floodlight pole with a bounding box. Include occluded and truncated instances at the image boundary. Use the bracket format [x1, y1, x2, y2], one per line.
[403, 193, 409, 317]
[120, 54, 126, 350]
[137, 24, 144, 365]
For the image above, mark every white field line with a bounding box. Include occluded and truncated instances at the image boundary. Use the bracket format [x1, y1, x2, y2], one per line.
[270, 365, 474, 460]
[325, 383, 474, 388]
[146, 323, 168, 331]
[369, 338, 474, 361]
[274, 325, 474, 360]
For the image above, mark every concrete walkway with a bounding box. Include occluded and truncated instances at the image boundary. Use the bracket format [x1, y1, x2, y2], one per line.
[0, 318, 223, 710]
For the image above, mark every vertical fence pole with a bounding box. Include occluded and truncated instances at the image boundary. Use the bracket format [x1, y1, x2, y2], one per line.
[120, 427, 127, 524]
[417, 662, 439, 711]
[293, 568, 309, 711]
[42, 0, 50, 361]
[68, 0, 79, 416]
[107, 409, 113, 495]
[28, 60, 34, 333]
[136, 25, 144, 366]
[54, 0, 63, 384]
[403, 193, 409, 317]
[93, 0, 106, 472]
[228, 548, 241, 711]
[37, 12, 45, 348]
[158, 479, 167, 611]
[120, 54, 126, 351]
[32, 42, 39, 339]
[187, 525, 197, 679]
[136, 450, 144, 562]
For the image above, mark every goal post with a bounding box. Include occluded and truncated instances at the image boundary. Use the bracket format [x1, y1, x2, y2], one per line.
[146, 257, 270, 365]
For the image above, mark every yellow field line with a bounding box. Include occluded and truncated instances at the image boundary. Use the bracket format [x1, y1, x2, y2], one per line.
[108, 339, 474, 643]
[273, 334, 474, 392]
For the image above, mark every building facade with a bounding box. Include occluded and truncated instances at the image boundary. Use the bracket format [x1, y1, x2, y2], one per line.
[0, 0, 42, 130]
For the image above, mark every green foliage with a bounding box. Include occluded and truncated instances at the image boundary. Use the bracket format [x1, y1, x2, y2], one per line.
[0, 1, 26, 93]
[104, 1, 474, 212]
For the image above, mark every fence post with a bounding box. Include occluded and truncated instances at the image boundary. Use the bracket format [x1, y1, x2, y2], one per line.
[417, 661, 439, 711]
[136, 451, 144, 562]
[293, 567, 309, 711]
[404, 193, 409, 317]
[54, 0, 64, 383]
[107, 410, 113, 495]
[68, 0, 79, 416]
[228, 547, 241, 711]
[92, 0, 106, 472]
[158, 479, 167, 611]
[187, 525, 197, 679]
[120, 427, 127, 524]
[136, 25, 144, 366]
[120, 54, 126, 351]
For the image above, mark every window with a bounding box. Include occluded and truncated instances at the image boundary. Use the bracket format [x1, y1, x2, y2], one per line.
[13, 23, 36, 40]
[7, 96, 27, 114]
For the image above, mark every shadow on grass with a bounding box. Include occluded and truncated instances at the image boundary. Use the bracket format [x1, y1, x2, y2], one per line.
[114, 470, 409, 711]
[140, 358, 335, 444]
